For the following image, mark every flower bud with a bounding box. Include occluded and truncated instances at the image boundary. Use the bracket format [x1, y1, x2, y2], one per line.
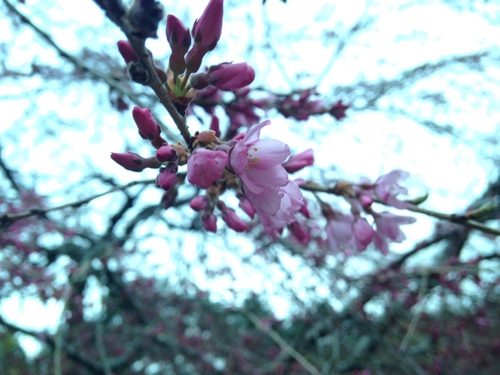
[190, 196, 209, 211]
[117, 40, 138, 64]
[207, 63, 255, 91]
[219, 203, 248, 232]
[197, 130, 217, 144]
[202, 211, 217, 232]
[189, 72, 210, 90]
[185, 44, 207, 73]
[166, 15, 191, 54]
[157, 166, 178, 191]
[238, 194, 255, 219]
[110, 152, 146, 172]
[283, 149, 314, 173]
[132, 107, 161, 140]
[192, 0, 223, 51]
[156, 145, 177, 162]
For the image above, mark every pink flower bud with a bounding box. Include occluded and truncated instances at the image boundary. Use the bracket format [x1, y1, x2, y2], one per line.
[132, 107, 161, 140]
[187, 148, 228, 189]
[219, 204, 248, 232]
[166, 15, 191, 53]
[117, 40, 138, 64]
[208, 63, 255, 91]
[156, 145, 177, 162]
[283, 149, 314, 173]
[157, 166, 178, 191]
[185, 44, 207, 73]
[166, 15, 191, 75]
[190, 196, 209, 211]
[202, 211, 217, 232]
[190, 72, 210, 90]
[197, 130, 216, 143]
[192, 0, 223, 51]
[238, 195, 255, 219]
[110, 152, 146, 172]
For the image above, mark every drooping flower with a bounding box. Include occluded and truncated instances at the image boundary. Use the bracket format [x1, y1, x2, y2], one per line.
[325, 212, 355, 252]
[230, 120, 302, 219]
[352, 217, 375, 251]
[187, 148, 228, 189]
[373, 212, 416, 254]
[374, 170, 410, 209]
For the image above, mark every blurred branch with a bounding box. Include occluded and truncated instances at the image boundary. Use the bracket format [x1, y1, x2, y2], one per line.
[0, 144, 21, 192]
[0, 314, 134, 374]
[315, 2, 374, 86]
[244, 309, 321, 375]
[2, 0, 179, 141]
[0, 178, 155, 228]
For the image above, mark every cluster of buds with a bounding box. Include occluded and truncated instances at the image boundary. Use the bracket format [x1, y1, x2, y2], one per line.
[118, 0, 256, 115]
[111, 107, 188, 192]
[323, 170, 416, 255]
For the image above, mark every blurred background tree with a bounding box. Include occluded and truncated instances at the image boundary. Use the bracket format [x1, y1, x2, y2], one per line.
[0, 0, 499, 373]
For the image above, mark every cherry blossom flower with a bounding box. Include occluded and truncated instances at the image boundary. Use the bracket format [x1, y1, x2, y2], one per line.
[374, 169, 410, 209]
[230, 120, 303, 220]
[352, 217, 375, 251]
[187, 148, 228, 189]
[373, 212, 416, 254]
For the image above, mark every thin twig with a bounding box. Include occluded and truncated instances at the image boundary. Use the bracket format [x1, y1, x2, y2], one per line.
[0, 178, 155, 228]
[399, 270, 428, 351]
[3, 0, 179, 142]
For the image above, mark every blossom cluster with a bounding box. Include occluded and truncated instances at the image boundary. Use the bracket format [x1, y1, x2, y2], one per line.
[111, 0, 417, 255]
[323, 170, 416, 255]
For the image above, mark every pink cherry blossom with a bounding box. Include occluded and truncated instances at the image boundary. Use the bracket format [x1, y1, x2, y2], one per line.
[352, 217, 375, 251]
[230, 120, 301, 218]
[374, 169, 410, 209]
[373, 212, 416, 254]
[187, 148, 228, 189]
[325, 212, 355, 252]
